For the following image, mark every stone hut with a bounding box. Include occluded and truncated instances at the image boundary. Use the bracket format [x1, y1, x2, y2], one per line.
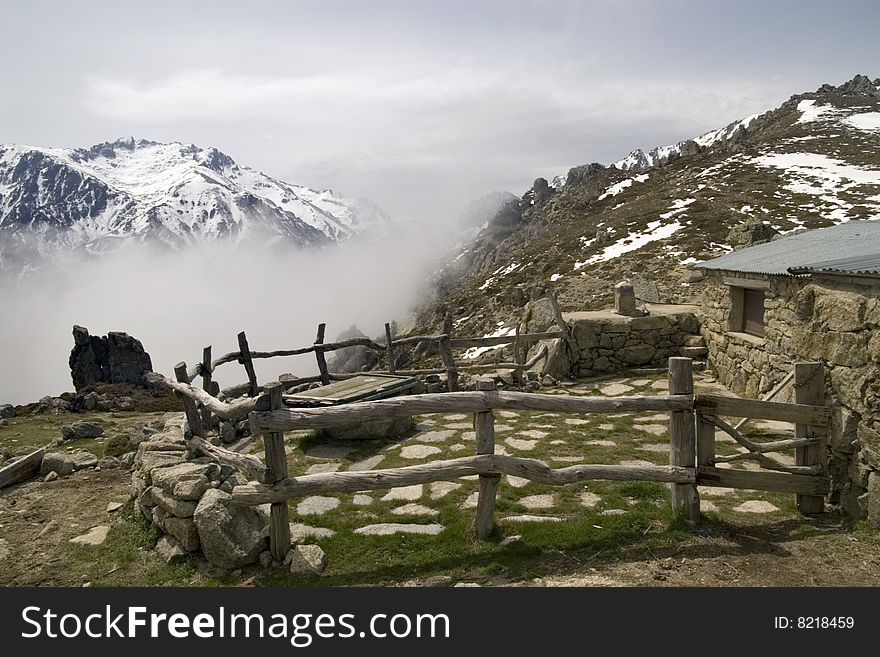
[696, 221, 880, 524]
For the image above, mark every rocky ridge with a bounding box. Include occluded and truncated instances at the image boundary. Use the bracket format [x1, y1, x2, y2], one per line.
[424, 75, 880, 339]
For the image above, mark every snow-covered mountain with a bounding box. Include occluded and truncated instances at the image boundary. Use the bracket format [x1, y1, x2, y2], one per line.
[609, 114, 761, 172]
[0, 138, 391, 271]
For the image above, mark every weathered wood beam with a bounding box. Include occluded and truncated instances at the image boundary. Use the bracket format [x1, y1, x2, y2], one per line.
[237, 331, 259, 397]
[711, 451, 822, 475]
[385, 322, 396, 374]
[0, 448, 45, 489]
[795, 362, 827, 514]
[734, 370, 794, 431]
[474, 378, 499, 539]
[187, 436, 267, 483]
[669, 357, 699, 525]
[174, 362, 204, 437]
[145, 371, 257, 420]
[696, 466, 830, 495]
[314, 323, 330, 386]
[252, 391, 693, 433]
[695, 394, 830, 426]
[439, 314, 459, 391]
[263, 383, 291, 560]
[200, 346, 213, 429]
[231, 455, 696, 505]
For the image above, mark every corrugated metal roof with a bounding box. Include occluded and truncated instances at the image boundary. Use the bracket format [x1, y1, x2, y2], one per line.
[696, 220, 880, 275]
[788, 253, 880, 276]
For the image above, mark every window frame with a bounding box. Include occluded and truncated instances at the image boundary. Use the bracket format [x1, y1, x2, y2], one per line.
[724, 276, 769, 339]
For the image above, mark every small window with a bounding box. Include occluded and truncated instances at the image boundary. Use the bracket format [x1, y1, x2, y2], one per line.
[742, 289, 765, 337]
[727, 284, 767, 338]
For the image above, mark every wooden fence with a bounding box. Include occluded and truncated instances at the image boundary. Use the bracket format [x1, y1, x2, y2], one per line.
[147, 292, 573, 431]
[155, 356, 832, 561]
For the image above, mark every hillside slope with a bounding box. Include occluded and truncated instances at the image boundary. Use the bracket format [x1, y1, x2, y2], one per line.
[427, 75, 880, 335]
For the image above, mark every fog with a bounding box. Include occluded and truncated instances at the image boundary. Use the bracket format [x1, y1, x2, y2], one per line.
[0, 233, 448, 405]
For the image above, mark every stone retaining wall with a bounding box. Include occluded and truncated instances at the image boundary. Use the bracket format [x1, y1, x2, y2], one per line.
[701, 270, 880, 525]
[131, 414, 324, 572]
[567, 306, 704, 377]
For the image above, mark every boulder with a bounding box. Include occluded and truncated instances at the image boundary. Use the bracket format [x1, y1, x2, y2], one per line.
[69, 325, 153, 391]
[193, 489, 267, 569]
[538, 338, 572, 380]
[164, 516, 201, 551]
[328, 325, 379, 373]
[631, 274, 660, 304]
[82, 392, 101, 411]
[155, 535, 187, 564]
[285, 544, 327, 575]
[40, 452, 75, 477]
[151, 487, 198, 517]
[521, 298, 557, 333]
[61, 421, 104, 441]
[70, 450, 99, 470]
[726, 218, 779, 249]
[95, 456, 119, 471]
[0, 405, 15, 419]
[151, 462, 218, 493]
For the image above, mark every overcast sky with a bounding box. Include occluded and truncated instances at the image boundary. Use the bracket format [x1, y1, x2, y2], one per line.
[1, 0, 878, 220]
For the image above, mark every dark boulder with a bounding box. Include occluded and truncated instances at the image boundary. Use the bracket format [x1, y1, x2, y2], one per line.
[69, 325, 153, 391]
[726, 218, 780, 249]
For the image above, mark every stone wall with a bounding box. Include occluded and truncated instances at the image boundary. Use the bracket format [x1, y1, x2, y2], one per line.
[565, 305, 704, 378]
[701, 270, 880, 525]
[131, 413, 325, 573]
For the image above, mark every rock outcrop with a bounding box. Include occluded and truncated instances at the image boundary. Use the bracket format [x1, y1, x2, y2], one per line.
[329, 325, 379, 374]
[69, 325, 153, 391]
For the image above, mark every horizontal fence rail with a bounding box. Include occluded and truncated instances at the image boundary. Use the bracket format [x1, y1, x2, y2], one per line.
[231, 456, 696, 505]
[250, 392, 694, 432]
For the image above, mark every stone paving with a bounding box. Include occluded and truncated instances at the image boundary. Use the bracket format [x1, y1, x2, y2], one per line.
[285, 371, 793, 538]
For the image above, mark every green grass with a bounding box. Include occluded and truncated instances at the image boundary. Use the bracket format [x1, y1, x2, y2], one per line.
[241, 372, 807, 585]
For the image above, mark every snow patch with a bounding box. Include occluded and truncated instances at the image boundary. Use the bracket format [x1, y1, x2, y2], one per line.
[796, 99, 840, 124]
[844, 112, 880, 132]
[597, 173, 649, 201]
[462, 325, 516, 360]
[751, 152, 880, 220]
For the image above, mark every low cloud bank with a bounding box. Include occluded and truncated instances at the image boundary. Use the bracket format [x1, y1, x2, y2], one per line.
[0, 234, 444, 405]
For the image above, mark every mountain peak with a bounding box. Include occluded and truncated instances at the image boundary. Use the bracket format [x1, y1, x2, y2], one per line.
[0, 138, 391, 272]
[816, 73, 880, 96]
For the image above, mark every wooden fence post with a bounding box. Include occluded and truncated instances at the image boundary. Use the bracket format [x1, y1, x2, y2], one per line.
[547, 289, 577, 355]
[668, 357, 699, 525]
[511, 323, 524, 386]
[314, 323, 330, 386]
[200, 346, 213, 429]
[263, 382, 291, 560]
[174, 362, 204, 438]
[795, 362, 826, 514]
[696, 411, 715, 472]
[440, 314, 459, 392]
[385, 322, 396, 374]
[237, 331, 259, 397]
[474, 377, 499, 538]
